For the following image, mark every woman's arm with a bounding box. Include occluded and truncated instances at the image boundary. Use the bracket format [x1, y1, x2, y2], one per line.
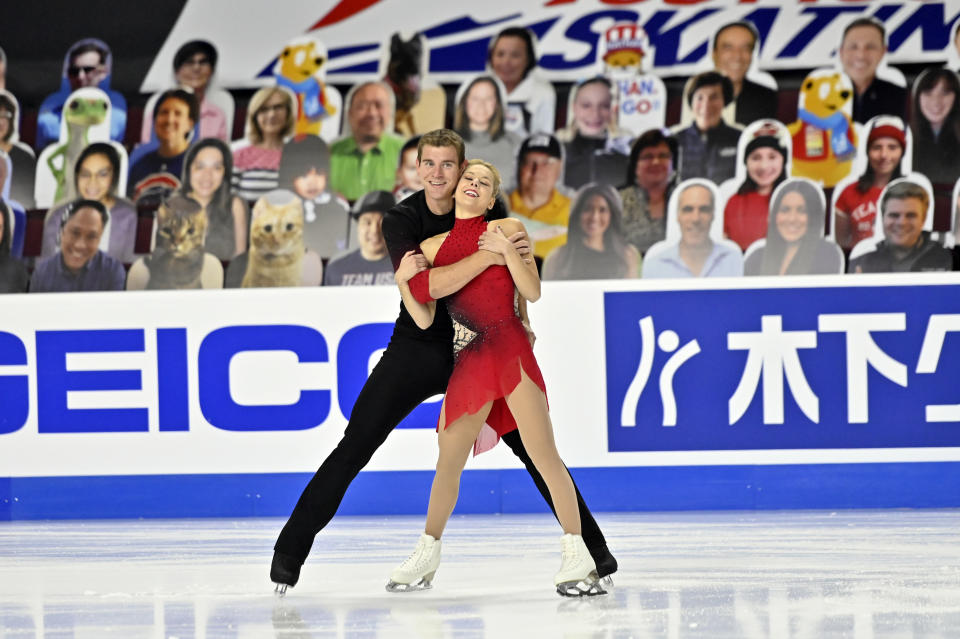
[479, 218, 541, 302]
[395, 249, 435, 329]
[625, 244, 641, 279]
[231, 196, 248, 257]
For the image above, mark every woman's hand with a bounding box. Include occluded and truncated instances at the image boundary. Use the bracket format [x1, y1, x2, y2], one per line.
[395, 250, 427, 285]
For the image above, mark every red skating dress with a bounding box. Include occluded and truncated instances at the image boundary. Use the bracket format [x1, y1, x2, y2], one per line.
[433, 215, 547, 455]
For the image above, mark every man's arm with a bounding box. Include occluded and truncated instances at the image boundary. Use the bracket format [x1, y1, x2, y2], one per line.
[416, 230, 532, 302]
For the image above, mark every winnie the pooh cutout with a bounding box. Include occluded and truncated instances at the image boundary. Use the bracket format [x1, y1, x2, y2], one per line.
[273, 36, 342, 142]
[788, 69, 860, 188]
[678, 20, 778, 129]
[597, 22, 665, 137]
[34, 87, 123, 208]
[383, 32, 446, 137]
[829, 115, 911, 246]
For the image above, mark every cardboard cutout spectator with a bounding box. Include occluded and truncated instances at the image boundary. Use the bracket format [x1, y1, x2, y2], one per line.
[182, 138, 248, 260]
[323, 190, 395, 286]
[598, 22, 666, 137]
[393, 135, 423, 201]
[744, 178, 843, 275]
[832, 116, 908, 250]
[384, 32, 445, 137]
[42, 142, 135, 264]
[126, 194, 223, 289]
[788, 68, 858, 188]
[0, 153, 24, 258]
[619, 128, 678, 254]
[643, 179, 742, 278]
[35, 88, 112, 208]
[30, 199, 125, 292]
[508, 133, 570, 259]
[675, 72, 741, 184]
[273, 36, 342, 141]
[541, 182, 639, 280]
[848, 177, 950, 272]
[330, 81, 404, 202]
[277, 134, 352, 260]
[0, 201, 27, 292]
[556, 76, 631, 190]
[36, 39, 127, 151]
[679, 21, 778, 128]
[129, 89, 197, 202]
[140, 40, 233, 143]
[0, 90, 35, 208]
[836, 17, 907, 125]
[721, 119, 791, 251]
[487, 26, 557, 136]
[225, 190, 322, 288]
[231, 87, 296, 202]
[910, 67, 960, 186]
[453, 75, 521, 194]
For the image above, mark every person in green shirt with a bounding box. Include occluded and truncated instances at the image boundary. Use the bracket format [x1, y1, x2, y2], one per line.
[330, 81, 405, 201]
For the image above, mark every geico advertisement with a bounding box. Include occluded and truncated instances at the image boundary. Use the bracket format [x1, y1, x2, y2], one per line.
[0, 287, 462, 477]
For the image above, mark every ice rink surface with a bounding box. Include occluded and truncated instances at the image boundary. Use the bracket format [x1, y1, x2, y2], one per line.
[1, 510, 959, 638]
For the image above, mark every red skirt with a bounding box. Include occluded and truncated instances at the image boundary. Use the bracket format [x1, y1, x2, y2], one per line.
[440, 318, 547, 455]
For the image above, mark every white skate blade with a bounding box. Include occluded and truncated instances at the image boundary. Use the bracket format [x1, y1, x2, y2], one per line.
[273, 583, 288, 597]
[556, 572, 607, 598]
[385, 575, 434, 593]
[599, 575, 615, 589]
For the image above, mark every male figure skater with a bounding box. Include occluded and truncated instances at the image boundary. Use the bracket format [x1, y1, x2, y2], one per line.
[271, 128, 616, 593]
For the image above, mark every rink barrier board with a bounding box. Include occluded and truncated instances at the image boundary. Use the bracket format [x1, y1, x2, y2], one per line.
[4, 277, 960, 520]
[3, 462, 960, 520]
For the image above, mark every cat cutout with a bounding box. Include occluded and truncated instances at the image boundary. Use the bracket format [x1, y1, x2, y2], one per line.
[241, 189, 322, 288]
[126, 194, 223, 290]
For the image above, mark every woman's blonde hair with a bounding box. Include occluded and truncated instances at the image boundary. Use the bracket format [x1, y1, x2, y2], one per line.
[465, 158, 502, 198]
[247, 87, 296, 144]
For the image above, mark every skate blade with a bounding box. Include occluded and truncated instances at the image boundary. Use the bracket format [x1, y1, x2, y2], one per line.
[556, 573, 607, 598]
[385, 575, 434, 593]
[599, 575, 614, 589]
[273, 583, 288, 597]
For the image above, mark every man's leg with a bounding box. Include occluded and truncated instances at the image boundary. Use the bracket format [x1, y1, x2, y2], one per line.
[274, 337, 451, 563]
[500, 429, 617, 577]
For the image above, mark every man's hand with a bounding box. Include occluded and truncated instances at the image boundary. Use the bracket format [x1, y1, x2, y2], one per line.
[508, 231, 533, 264]
[478, 228, 534, 265]
[395, 250, 427, 285]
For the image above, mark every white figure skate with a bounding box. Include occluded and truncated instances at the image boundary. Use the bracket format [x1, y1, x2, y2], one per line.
[555, 533, 607, 597]
[386, 533, 441, 593]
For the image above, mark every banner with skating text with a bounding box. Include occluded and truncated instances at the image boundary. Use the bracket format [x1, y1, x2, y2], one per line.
[141, 0, 960, 90]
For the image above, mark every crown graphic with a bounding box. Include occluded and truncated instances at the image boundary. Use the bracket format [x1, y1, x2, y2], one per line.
[603, 22, 648, 61]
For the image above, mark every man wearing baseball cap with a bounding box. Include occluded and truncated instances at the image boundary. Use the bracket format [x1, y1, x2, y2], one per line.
[323, 190, 396, 286]
[508, 133, 571, 259]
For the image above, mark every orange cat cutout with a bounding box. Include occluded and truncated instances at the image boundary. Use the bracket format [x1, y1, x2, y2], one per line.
[242, 190, 322, 288]
[788, 70, 858, 188]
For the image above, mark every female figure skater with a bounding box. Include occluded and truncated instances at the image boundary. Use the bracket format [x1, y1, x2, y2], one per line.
[389, 159, 603, 597]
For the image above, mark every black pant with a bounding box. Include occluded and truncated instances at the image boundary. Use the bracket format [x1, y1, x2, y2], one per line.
[275, 334, 607, 561]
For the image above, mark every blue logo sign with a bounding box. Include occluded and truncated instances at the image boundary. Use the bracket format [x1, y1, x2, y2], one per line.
[605, 285, 960, 452]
